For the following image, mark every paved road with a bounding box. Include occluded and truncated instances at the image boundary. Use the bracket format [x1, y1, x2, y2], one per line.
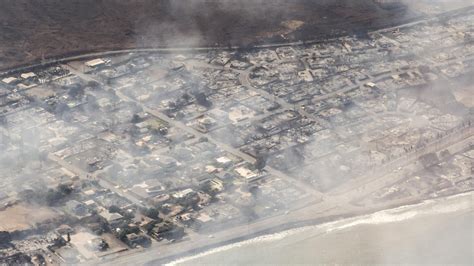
[96, 126, 472, 265]
[64, 63, 324, 200]
[19, 5, 471, 264]
[69, 53, 384, 208]
[48, 153, 145, 207]
[88, 49, 473, 264]
[96, 37, 474, 266]
[330, 127, 473, 196]
[4, 5, 473, 77]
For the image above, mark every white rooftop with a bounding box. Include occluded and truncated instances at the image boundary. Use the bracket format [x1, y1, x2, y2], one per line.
[173, 188, 194, 198]
[216, 156, 232, 164]
[235, 167, 258, 179]
[21, 72, 36, 79]
[2, 77, 17, 84]
[85, 58, 106, 67]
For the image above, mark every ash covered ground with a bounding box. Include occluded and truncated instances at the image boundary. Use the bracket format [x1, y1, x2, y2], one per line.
[0, 1, 473, 264]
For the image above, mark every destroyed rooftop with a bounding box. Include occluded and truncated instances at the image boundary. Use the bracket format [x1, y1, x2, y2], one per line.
[0, 6, 473, 265]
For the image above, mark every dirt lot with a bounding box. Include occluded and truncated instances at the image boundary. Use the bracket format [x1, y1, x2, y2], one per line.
[0, 203, 57, 231]
[0, 0, 417, 71]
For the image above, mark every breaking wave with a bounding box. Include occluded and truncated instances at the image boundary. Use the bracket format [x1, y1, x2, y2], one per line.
[165, 191, 473, 266]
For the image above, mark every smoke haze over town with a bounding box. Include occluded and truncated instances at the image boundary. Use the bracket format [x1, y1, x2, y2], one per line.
[0, 0, 472, 265]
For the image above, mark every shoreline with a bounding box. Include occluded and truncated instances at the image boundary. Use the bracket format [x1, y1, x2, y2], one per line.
[145, 190, 473, 265]
[171, 191, 474, 265]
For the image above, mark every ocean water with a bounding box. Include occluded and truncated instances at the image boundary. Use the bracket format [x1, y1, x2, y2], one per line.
[168, 192, 474, 265]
